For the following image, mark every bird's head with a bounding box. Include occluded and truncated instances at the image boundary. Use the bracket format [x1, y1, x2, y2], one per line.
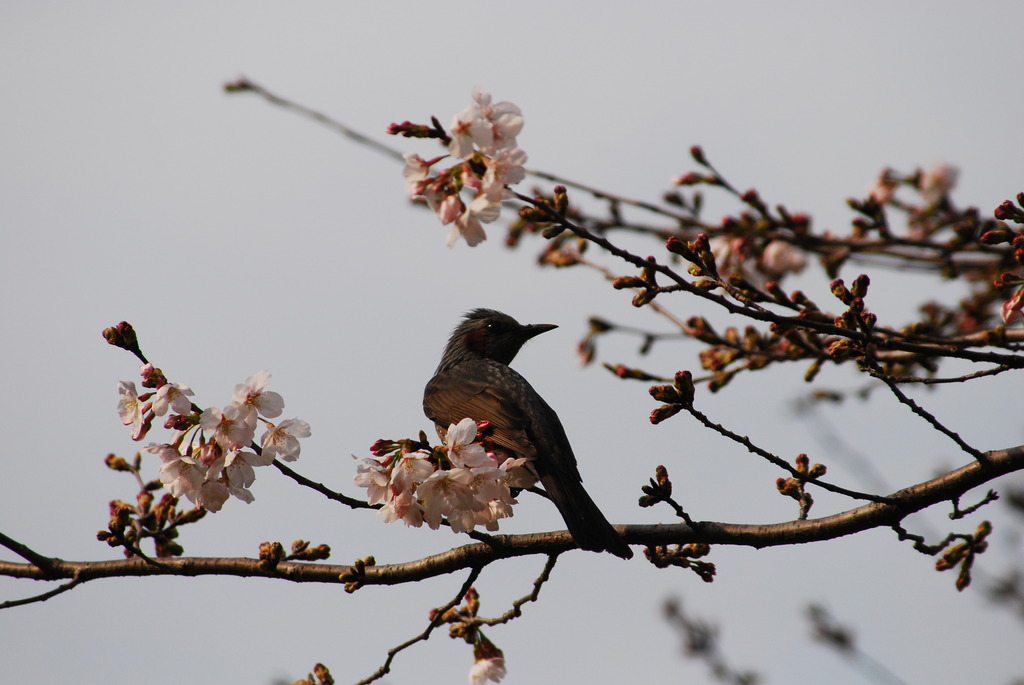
[438, 308, 557, 369]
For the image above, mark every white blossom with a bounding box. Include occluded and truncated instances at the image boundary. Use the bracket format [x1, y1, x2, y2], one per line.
[152, 382, 194, 416]
[232, 370, 284, 419]
[117, 381, 145, 440]
[201, 403, 257, 451]
[261, 418, 311, 462]
[469, 657, 506, 684]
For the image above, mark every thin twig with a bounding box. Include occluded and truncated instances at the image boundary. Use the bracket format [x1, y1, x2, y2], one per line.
[355, 567, 483, 685]
[861, 360, 987, 461]
[683, 404, 893, 504]
[887, 365, 1013, 385]
[226, 77, 405, 162]
[0, 578, 83, 610]
[527, 168, 699, 225]
[478, 554, 559, 627]
[273, 460, 377, 509]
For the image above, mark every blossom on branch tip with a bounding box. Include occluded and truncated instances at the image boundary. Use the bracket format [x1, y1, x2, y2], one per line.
[152, 382, 194, 416]
[469, 657, 506, 685]
[450, 87, 523, 158]
[261, 418, 311, 462]
[399, 87, 526, 248]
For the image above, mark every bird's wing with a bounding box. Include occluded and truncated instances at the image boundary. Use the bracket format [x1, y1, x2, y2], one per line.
[423, 365, 538, 460]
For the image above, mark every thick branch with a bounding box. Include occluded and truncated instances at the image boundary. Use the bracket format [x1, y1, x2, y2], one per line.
[3, 446, 1020, 598]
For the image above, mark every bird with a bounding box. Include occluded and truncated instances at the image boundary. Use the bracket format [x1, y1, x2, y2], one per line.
[423, 308, 633, 559]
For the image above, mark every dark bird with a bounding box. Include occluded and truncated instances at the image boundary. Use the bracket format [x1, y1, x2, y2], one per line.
[423, 308, 633, 559]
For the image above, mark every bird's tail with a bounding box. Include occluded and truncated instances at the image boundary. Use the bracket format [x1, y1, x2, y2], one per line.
[540, 473, 633, 559]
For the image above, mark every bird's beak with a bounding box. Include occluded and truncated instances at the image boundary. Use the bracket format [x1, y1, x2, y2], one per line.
[522, 323, 557, 341]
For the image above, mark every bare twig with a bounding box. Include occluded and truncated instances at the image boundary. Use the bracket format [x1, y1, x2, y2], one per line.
[683, 404, 892, 504]
[0, 578, 83, 610]
[861, 360, 987, 461]
[225, 77, 405, 162]
[477, 554, 559, 627]
[355, 567, 483, 685]
[273, 460, 378, 510]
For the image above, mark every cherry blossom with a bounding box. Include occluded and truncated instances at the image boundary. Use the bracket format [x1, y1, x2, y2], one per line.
[116, 381, 145, 440]
[496, 454, 537, 489]
[151, 382, 194, 417]
[402, 153, 435, 194]
[395, 87, 526, 248]
[450, 108, 494, 159]
[216, 450, 272, 503]
[437, 193, 465, 225]
[482, 147, 527, 200]
[150, 444, 206, 504]
[468, 656, 506, 684]
[353, 455, 392, 505]
[1001, 288, 1024, 326]
[446, 418, 489, 468]
[378, 486, 425, 527]
[200, 404, 257, 451]
[466, 87, 523, 156]
[355, 419, 520, 532]
[448, 206, 489, 247]
[261, 418, 311, 462]
[390, 451, 435, 493]
[417, 468, 478, 530]
[232, 370, 284, 419]
[196, 480, 230, 512]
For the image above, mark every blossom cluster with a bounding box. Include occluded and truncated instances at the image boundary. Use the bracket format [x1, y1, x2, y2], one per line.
[353, 418, 534, 533]
[394, 87, 527, 247]
[116, 368, 310, 512]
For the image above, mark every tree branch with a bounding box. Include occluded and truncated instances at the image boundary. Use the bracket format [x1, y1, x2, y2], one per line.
[3, 445, 1020, 599]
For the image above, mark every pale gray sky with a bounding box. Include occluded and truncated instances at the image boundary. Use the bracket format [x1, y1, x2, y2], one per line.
[2, 3, 1023, 684]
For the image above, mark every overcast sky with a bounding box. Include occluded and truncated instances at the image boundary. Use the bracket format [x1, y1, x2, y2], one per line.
[2, 3, 1023, 684]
